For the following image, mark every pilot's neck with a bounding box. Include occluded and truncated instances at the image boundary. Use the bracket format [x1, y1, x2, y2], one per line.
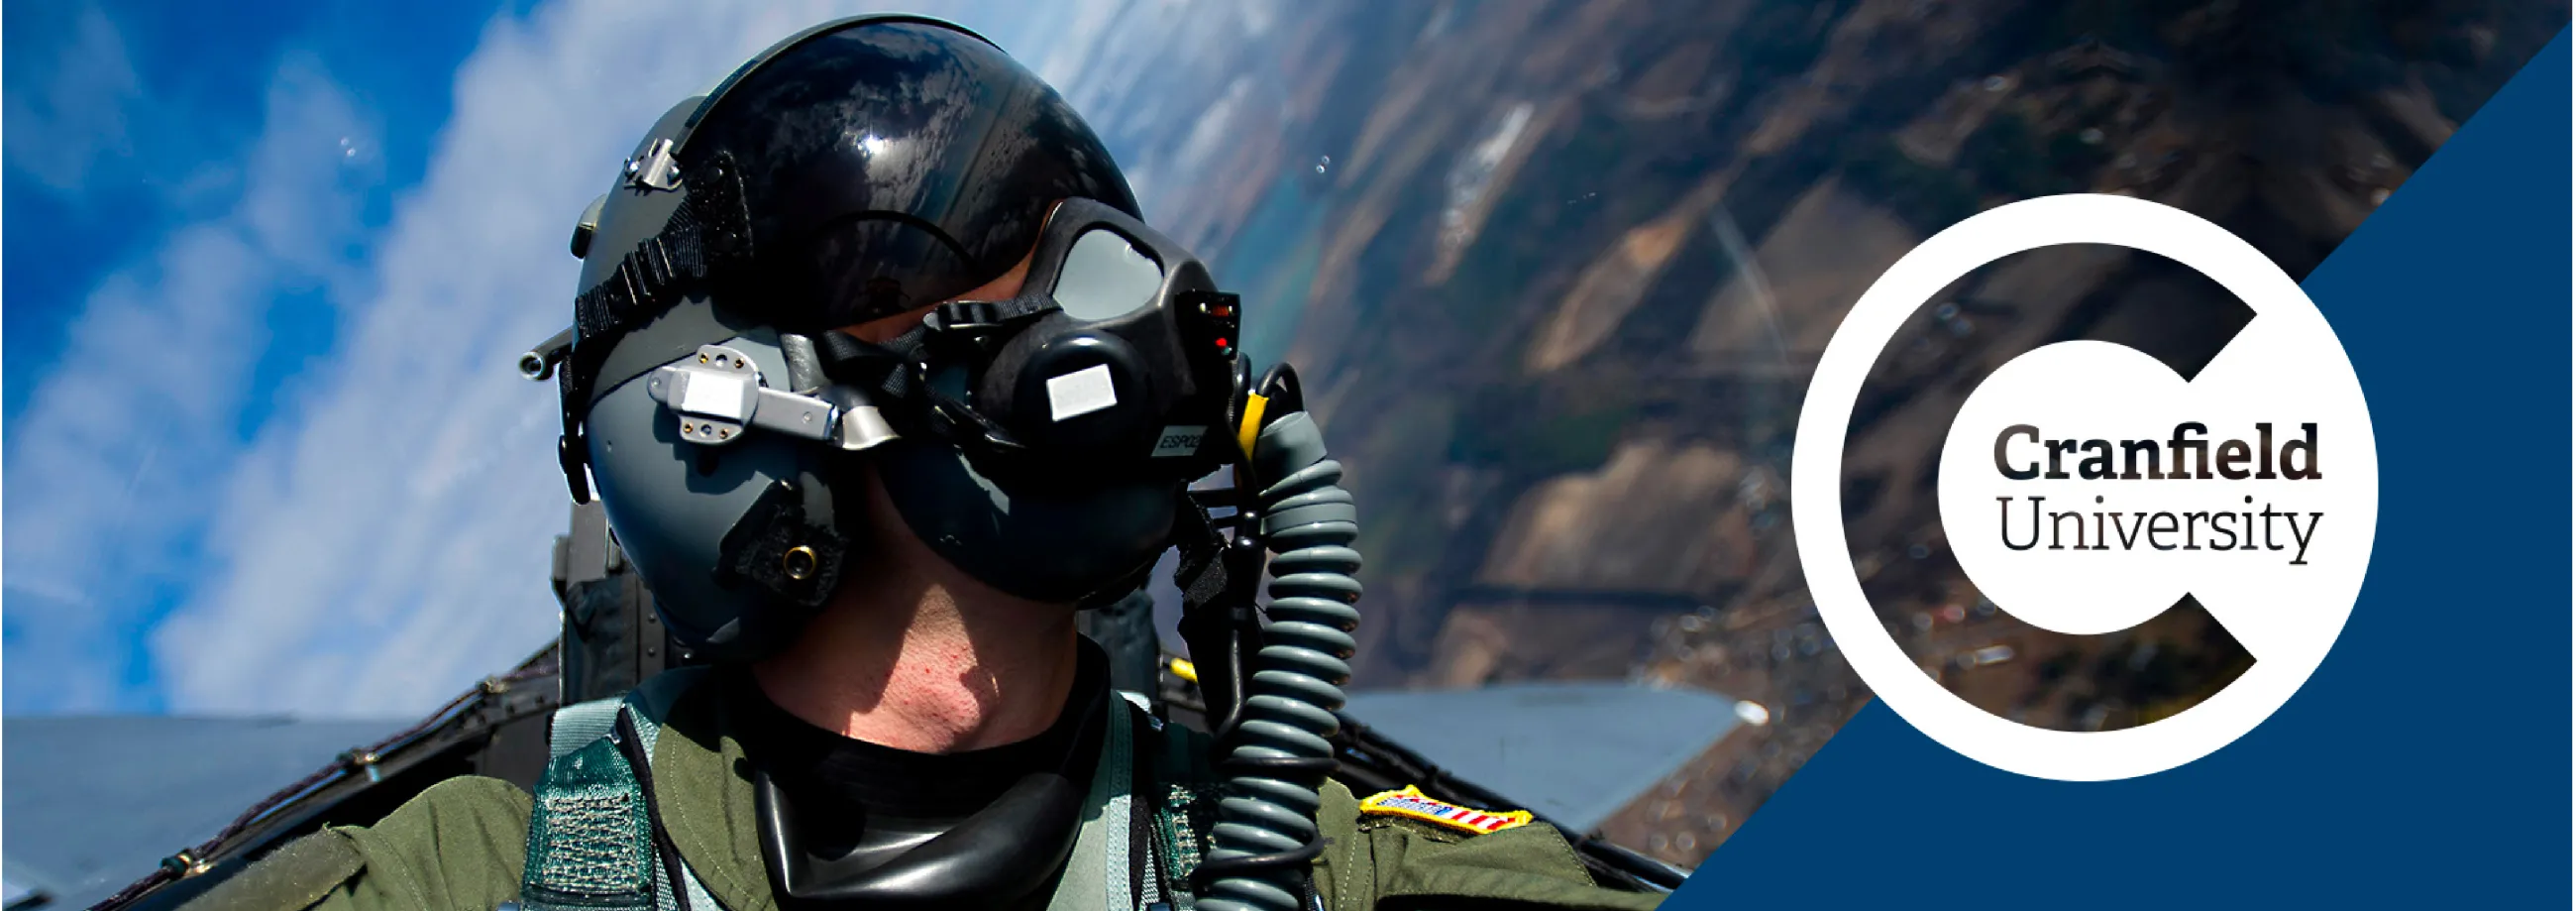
[751, 474, 1082, 755]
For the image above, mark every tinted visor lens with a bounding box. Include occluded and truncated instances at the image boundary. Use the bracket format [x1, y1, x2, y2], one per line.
[683, 20, 1140, 330]
[805, 215, 987, 326]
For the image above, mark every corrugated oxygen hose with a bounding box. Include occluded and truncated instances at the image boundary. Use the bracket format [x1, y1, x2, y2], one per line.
[1196, 410, 1361, 911]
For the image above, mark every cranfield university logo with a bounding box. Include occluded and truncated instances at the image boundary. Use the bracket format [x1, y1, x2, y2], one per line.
[1791, 194, 2378, 781]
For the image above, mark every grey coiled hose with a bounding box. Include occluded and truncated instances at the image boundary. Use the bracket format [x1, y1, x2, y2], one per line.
[1198, 410, 1362, 911]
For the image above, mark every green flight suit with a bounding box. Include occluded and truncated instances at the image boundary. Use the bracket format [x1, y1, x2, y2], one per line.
[181, 672, 1664, 911]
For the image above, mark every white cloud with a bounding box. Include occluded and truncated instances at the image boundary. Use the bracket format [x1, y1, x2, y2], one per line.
[4, 55, 378, 712]
[1027, 0, 1134, 94]
[1236, 0, 1277, 39]
[1030, 0, 1294, 230]
[3, 4, 146, 192]
[1168, 75, 1253, 191]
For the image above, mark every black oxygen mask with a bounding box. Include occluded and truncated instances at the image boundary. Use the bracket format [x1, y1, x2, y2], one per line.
[810, 196, 1246, 606]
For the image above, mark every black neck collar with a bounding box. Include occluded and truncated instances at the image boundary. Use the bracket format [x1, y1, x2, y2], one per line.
[739, 641, 1112, 911]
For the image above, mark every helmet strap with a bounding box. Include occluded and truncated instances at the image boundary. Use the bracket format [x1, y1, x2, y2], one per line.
[558, 151, 757, 504]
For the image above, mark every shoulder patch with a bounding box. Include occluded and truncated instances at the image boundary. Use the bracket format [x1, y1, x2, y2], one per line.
[1356, 786, 1533, 835]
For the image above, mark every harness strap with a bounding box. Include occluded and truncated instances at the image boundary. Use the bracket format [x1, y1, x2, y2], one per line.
[549, 699, 624, 761]
[524, 672, 706, 911]
[678, 862, 719, 911]
[1102, 702, 1137, 911]
[1142, 711, 1223, 911]
[518, 733, 658, 911]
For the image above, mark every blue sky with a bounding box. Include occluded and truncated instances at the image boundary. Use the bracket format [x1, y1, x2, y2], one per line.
[5, 0, 510, 713]
[4, 0, 1293, 718]
[5, 1, 507, 420]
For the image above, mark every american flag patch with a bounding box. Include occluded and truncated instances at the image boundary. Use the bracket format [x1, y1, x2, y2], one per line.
[1357, 786, 1534, 835]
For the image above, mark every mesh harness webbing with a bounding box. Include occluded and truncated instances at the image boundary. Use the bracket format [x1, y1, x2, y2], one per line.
[520, 675, 1221, 911]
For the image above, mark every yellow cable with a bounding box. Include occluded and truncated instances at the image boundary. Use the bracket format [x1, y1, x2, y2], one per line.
[1235, 393, 1270, 460]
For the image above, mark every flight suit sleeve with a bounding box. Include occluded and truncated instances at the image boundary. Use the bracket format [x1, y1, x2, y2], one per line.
[180, 776, 533, 911]
[1309, 780, 1665, 911]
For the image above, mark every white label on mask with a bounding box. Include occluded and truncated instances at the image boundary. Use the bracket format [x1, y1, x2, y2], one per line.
[1047, 364, 1119, 422]
[1152, 425, 1206, 457]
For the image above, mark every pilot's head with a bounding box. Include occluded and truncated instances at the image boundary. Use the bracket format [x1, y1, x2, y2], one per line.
[555, 17, 1218, 661]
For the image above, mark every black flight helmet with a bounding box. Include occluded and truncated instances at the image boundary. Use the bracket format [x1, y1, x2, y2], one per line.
[564, 16, 1159, 658]
[686, 15, 1141, 331]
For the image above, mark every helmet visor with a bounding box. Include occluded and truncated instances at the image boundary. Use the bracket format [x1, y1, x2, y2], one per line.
[802, 214, 989, 326]
[683, 19, 1139, 330]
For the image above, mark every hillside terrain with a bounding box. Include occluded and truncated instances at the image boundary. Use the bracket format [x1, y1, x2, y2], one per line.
[1127, 0, 2563, 865]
